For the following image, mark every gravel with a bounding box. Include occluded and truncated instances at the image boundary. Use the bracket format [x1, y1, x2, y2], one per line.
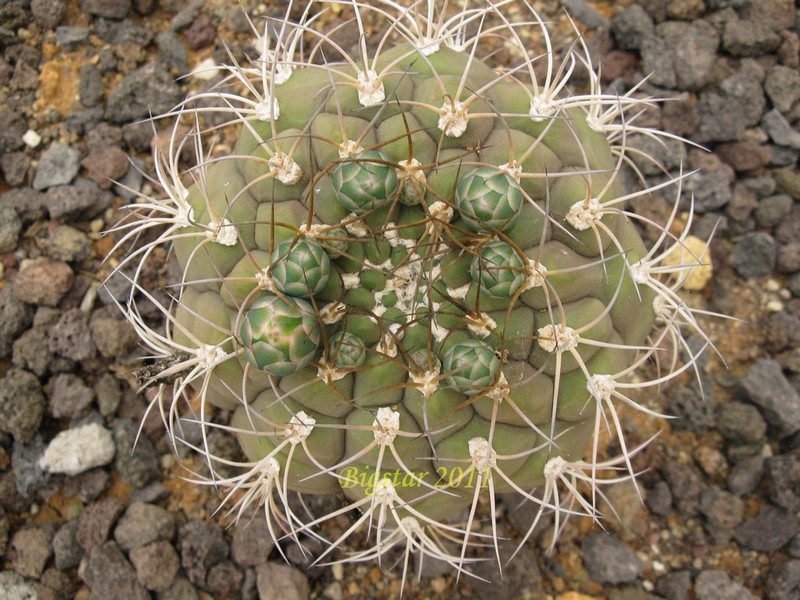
[0, 369, 45, 444]
[695, 570, 758, 600]
[38, 423, 115, 476]
[114, 502, 176, 551]
[31, 144, 80, 191]
[734, 503, 798, 552]
[740, 359, 800, 437]
[581, 532, 644, 584]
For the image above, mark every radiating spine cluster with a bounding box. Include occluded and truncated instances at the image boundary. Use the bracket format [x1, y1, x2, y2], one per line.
[111, 0, 718, 587]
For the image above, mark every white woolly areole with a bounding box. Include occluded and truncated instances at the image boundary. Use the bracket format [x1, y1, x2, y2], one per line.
[372, 477, 398, 504]
[499, 161, 523, 182]
[345, 215, 370, 237]
[286, 411, 315, 443]
[468, 437, 497, 471]
[629, 259, 651, 285]
[466, 312, 496, 338]
[373, 407, 400, 444]
[418, 36, 441, 55]
[410, 363, 441, 398]
[338, 140, 364, 159]
[255, 95, 280, 121]
[400, 516, 423, 535]
[430, 320, 448, 342]
[298, 223, 328, 239]
[438, 99, 469, 138]
[357, 69, 385, 107]
[377, 325, 403, 358]
[588, 374, 616, 402]
[342, 273, 361, 290]
[175, 201, 194, 226]
[448, 284, 470, 300]
[543, 455, 567, 479]
[566, 198, 603, 231]
[255, 268, 276, 291]
[320, 302, 346, 325]
[317, 360, 348, 383]
[537, 324, 579, 353]
[529, 95, 557, 121]
[198, 344, 227, 370]
[652, 295, 672, 323]
[523, 260, 548, 290]
[208, 218, 238, 246]
[268, 152, 302, 185]
[428, 200, 453, 223]
[258, 456, 281, 479]
[487, 371, 510, 402]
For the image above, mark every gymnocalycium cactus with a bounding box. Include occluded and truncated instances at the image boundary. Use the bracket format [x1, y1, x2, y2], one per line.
[112, 0, 715, 585]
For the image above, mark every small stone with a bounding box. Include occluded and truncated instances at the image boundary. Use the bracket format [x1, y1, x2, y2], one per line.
[81, 147, 129, 188]
[1, 187, 48, 222]
[756, 194, 794, 228]
[53, 520, 82, 570]
[727, 455, 765, 495]
[49, 308, 96, 361]
[655, 570, 691, 600]
[76, 498, 125, 551]
[767, 559, 800, 600]
[12, 327, 51, 376]
[38, 423, 115, 476]
[106, 62, 183, 123]
[46, 373, 94, 419]
[130, 541, 180, 592]
[56, 26, 90, 47]
[13, 258, 74, 306]
[158, 576, 199, 600]
[766, 455, 800, 512]
[717, 140, 772, 173]
[763, 110, 800, 149]
[78, 63, 103, 107]
[0, 205, 22, 253]
[646, 480, 673, 516]
[32, 144, 81, 191]
[775, 170, 800, 200]
[206, 561, 243, 596]
[90, 309, 138, 358]
[656, 20, 718, 90]
[155, 30, 188, 73]
[662, 461, 702, 517]
[0, 285, 34, 357]
[179, 520, 229, 587]
[0, 368, 45, 443]
[11, 526, 54, 578]
[723, 18, 782, 57]
[0, 151, 30, 186]
[79, 0, 131, 19]
[114, 419, 160, 488]
[232, 518, 274, 567]
[183, 14, 216, 50]
[741, 359, 800, 437]
[95, 373, 122, 416]
[82, 541, 149, 600]
[699, 486, 744, 545]
[734, 504, 798, 551]
[716, 401, 767, 444]
[0, 107, 26, 153]
[694, 92, 746, 143]
[114, 502, 176, 551]
[730, 232, 777, 279]
[35, 223, 91, 263]
[610, 5, 654, 51]
[0, 571, 37, 599]
[255, 563, 310, 600]
[779, 243, 800, 274]
[582, 532, 643, 584]
[695, 570, 758, 600]
[765, 65, 800, 113]
[31, 0, 67, 29]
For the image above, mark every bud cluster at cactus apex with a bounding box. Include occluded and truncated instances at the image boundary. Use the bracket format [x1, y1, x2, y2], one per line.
[112, 0, 715, 582]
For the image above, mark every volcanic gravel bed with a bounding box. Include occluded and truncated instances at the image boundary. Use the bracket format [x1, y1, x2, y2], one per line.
[0, 0, 799, 598]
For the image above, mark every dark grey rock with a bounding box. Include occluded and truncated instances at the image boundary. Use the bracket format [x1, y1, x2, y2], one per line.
[114, 419, 159, 488]
[734, 503, 798, 551]
[662, 461, 702, 516]
[699, 486, 744, 545]
[206, 561, 244, 597]
[82, 541, 149, 600]
[12, 327, 51, 376]
[740, 0, 794, 32]
[231, 518, 274, 567]
[36, 223, 91, 263]
[646, 480, 673, 516]
[95, 373, 122, 417]
[11, 526, 53, 578]
[655, 570, 691, 600]
[763, 110, 800, 149]
[53, 519, 82, 571]
[255, 563, 310, 600]
[156, 30, 188, 73]
[0, 369, 45, 443]
[756, 194, 794, 228]
[719, 67, 767, 128]
[766, 455, 800, 512]
[790, 273, 800, 297]
[0, 284, 33, 358]
[114, 502, 176, 551]
[0, 151, 30, 186]
[668, 385, 715, 431]
[640, 36, 676, 88]
[582, 532, 643, 584]
[779, 242, 800, 274]
[0, 106, 26, 153]
[106, 62, 183, 123]
[767, 559, 800, 600]
[765, 311, 800, 353]
[610, 4, 654, 50]
[695, 570, 757, 600]
[171, 1, 202, 31]
[716, 401, 767, 443]
[1, 187, 48, 222]
[31, 0, 66, 29]
[0, 205, 21, 253]
[130, 541, 181, 592]
[94, 17, 153, 46]
[770, 145, 800, 169]
[78, 63, 103, 108]
[55, 26, 90, 47]
[179, 520, 229, 587]
[656, 20, 719, 90]
[765, 65, 800, 114]
[90, 309, 138, 358]
[46, 373, 94, 419]
[689, 170, 731, 213]
[562, 0, 608, 28]
[79, 0, 130, 19]
[694, 92, 746, 143]
[14, 258, 74, 307]
[131, 482, 169, 504]
[32, 144, 80, 191]
[12, 436, 48, 497]
[741, 359, 800, 436]
[47, 178, 109, 221]
[730, 232, 777, 279]
[158, 576, 199, 600]
[76, 498, 125, 551]
[49, 308, 96, 362]
[723, 18, 782, 56]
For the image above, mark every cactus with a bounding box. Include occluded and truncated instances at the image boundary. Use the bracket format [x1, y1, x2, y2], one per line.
[112, 0, 716, 584]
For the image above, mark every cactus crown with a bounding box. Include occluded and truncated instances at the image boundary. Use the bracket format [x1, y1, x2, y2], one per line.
[111, 0, 717, 586]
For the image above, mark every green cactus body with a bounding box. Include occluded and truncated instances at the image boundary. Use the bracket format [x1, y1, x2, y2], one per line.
[117, 0, 714, 578]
